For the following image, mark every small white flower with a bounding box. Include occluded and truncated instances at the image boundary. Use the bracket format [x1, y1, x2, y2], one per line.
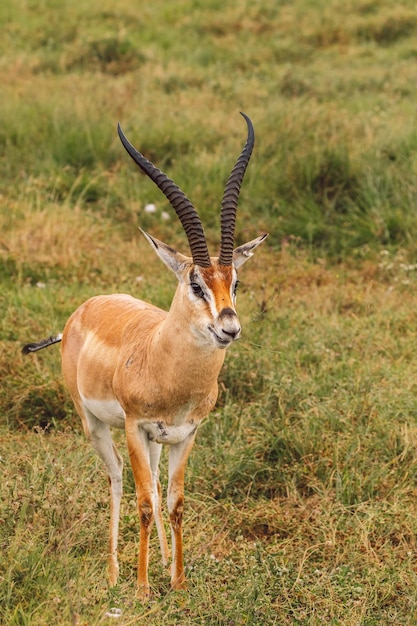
[161, 211, 170, 220]
[36, 282, 46, 289]
[105, 608, 122, 618]
[144, 203, 157, 214]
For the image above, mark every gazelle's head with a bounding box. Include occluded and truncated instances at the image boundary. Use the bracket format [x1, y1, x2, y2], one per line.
[118, 113, 268, 350]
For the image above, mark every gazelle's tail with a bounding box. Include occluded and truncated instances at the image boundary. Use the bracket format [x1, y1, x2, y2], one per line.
[22, 333, 63, 354]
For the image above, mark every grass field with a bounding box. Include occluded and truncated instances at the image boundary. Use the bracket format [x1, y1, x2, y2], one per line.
[2, 0, 417, 623]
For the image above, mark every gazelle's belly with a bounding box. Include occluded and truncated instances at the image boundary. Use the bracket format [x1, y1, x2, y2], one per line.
[81, 396, 126, 428]
[81, 396, 198, 443]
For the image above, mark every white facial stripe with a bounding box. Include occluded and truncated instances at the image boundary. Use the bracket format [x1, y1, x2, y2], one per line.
[231, 268, 239, 302]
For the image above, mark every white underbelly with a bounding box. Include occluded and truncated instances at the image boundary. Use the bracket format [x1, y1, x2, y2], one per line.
[81, 397, 198, 443]
[82, 396, 126, 428]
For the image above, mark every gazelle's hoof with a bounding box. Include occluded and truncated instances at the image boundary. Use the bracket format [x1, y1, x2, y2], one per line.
[171, 574, 187, 591]
[136, 584, 151, 602]
[108, 559, 119, 587]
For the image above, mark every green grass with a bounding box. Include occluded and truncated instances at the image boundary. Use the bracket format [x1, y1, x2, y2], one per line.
[3, 0, 417, 623]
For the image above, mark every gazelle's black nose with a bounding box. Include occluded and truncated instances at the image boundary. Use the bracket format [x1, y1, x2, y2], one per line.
[219, 307, 241, 340]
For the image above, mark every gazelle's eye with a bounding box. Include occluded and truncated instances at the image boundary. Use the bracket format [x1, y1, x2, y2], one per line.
[191, 282, 205, 298]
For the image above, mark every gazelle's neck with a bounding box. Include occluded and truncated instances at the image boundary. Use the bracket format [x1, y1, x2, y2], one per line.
[153, 285, 227, 379]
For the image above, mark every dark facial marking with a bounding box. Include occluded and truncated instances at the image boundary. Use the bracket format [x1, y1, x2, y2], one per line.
[218, 307, 237, 320]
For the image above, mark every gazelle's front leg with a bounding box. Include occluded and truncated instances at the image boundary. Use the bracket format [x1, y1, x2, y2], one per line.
[168, 433, 196, 590]
[125, 422, 154, 599]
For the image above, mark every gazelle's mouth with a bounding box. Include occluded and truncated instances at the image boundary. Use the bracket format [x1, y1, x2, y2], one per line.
[208, 327, 233, 347]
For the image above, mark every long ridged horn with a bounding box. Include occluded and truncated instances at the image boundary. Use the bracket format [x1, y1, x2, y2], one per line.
[218, 112, 255, 266]
[118, 123, 211, 268]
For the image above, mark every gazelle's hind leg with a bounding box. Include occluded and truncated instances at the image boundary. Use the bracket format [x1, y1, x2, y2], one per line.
[149, 441, 170, 567]
[82, 407, 124, 586]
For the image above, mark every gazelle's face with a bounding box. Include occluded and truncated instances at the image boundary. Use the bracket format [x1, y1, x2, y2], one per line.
[143, 231, 267, 350]
[184, 263, 241, 349]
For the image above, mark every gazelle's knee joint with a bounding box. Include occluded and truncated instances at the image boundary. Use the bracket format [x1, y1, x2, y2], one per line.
[139, 500, 154, 531]
[169, 497, 184, 531]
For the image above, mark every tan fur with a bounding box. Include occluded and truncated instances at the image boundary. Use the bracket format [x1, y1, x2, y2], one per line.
[63, 292, 225, 421]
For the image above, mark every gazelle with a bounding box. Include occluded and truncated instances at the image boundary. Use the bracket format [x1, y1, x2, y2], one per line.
[22, 112, 267, 598]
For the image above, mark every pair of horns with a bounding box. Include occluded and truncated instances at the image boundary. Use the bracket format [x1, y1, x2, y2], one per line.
[117, 112, 254, 267]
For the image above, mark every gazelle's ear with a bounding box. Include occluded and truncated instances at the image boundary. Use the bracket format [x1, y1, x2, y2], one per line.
[233, 233, 268, 269]
[141, 230, 189, 278]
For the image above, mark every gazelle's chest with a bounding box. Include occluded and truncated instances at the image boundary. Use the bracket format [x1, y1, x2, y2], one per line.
[118, 378, 218, 442]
